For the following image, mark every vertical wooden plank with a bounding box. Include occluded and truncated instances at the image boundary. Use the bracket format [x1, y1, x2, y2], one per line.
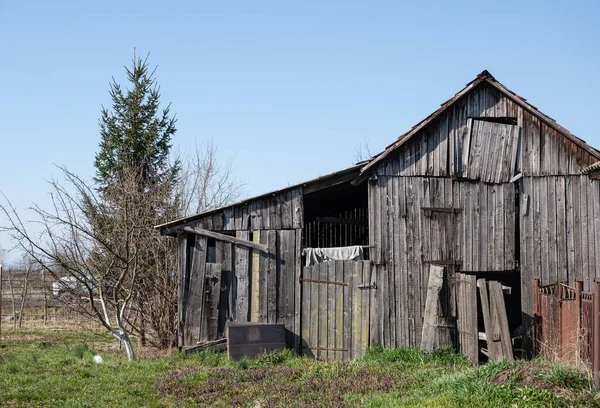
[388, 175, 397, 347]
[462, 118, 473, 177]
[217, 242, 233, 336]
[548, 176, 558, 283]
[292, 188, 303, 229]
[566, 177, 576, 283]
[520, 178, 535, 347]
[327, 261, 336, 360]
[414, 180, 425, 345]
[420, 265, 444, 351]
[188, 236, 208, 345]
[528, 115, 539, 175]
[478, 278, 500, 359]
[343, 262, 352, 360]
[205, 263, 222, 341]
[301, 266, 312, 357]
[177, 234, 189, 348]
[380, 178, 390, 346]
[223, 208, 233, 231]
[360, 261, 370, 357]
[472, 182, 481, 273]
[504, 184, 515, 270]
[277, 230, 295, 348]
[335, 260, 344, 360]
[265, 230, 277, 323]
[464, 183, 473, 272]
[318, 263, 328, 359]
[490, 280, 514, 361]
[479, 183, 489, 271]
[494, 185, 505, 271]
[581, 178, 590, 288]
[405, 179, 416, 345]
[251, 231, 261, 322]
[395, 176, 405, 346]
[310, 264, 319, 358]
[556, 177, 567, 282]
[295, 229, 302, 353]
[458, 274, 478, 363]
[234, 231, 250, 322]
[570, 177, 582, 283]
[249, 201, 260, 230]
[283, 190, 294, 229]
[539, 178, 550, 284]
[351, 260, 361, 359]
[532, 179, 542, 285]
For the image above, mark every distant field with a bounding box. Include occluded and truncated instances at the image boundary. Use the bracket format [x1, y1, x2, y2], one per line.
[0, 328, 599, 407]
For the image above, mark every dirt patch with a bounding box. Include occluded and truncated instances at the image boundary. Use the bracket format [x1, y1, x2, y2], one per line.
[491, 362, 549, 389]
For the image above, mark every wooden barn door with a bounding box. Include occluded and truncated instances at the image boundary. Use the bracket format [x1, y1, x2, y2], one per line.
[421, 203, 461, 349]
[300, 260, 372, 360]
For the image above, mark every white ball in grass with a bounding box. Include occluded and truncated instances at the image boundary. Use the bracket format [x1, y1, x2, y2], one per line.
[93, 355, 104, 364]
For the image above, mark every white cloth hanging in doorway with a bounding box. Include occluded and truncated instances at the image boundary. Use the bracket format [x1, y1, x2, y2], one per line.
[302, 246, 363, 266]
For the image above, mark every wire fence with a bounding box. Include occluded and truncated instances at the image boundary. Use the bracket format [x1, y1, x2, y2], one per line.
[0, 265, 91, 334]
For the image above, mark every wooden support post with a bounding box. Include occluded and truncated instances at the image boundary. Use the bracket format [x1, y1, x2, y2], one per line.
[593, 279, 600, 388]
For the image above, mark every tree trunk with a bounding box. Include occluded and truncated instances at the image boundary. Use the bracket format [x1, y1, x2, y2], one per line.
[109, 329, 136, 361]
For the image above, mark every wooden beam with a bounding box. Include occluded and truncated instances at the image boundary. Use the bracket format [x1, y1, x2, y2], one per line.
[183, 227, 269, 253]
[315, 217, 368, 226]
[477, 280, 512, 295]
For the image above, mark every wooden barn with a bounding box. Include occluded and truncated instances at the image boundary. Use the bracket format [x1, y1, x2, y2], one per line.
[157, 70, 600, 361]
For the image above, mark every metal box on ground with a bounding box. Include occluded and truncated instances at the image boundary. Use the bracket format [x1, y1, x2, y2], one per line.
[227, 323, 286, 361]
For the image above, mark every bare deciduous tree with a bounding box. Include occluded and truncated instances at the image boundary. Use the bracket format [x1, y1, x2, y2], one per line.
[177, 138, 244, 216]
[1, 167, 162, 360]
[353, 136, 373, 164]
[0, 140, 243, 358]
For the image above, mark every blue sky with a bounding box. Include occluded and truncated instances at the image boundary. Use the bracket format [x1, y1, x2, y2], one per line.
[1, 1, 599, 262]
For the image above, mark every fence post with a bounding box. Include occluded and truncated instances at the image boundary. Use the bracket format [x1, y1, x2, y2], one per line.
[576, 279, 583, 365]
[593, 279, 600, 388]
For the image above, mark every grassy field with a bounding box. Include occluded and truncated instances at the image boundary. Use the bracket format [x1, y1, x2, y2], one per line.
[0, 327, 599, 407]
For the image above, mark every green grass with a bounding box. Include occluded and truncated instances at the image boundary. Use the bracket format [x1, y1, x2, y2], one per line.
[1, 329, 599, 407]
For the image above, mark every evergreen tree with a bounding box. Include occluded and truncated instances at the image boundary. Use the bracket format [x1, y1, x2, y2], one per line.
[94, 53, 178, 193]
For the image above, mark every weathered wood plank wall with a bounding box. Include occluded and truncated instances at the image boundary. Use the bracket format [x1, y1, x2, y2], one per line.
[186, 188, 304, 232]
[367, 176, 517, 347]
[519, 176, 600, 318]
[367, 81, 600, 352]
[178, 228, 304, 350]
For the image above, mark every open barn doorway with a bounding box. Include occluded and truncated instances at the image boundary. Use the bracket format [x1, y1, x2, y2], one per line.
[302, 182, 369, 250]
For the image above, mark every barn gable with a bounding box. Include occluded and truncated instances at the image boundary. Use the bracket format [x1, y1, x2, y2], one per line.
[355, 71, 600, 183]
